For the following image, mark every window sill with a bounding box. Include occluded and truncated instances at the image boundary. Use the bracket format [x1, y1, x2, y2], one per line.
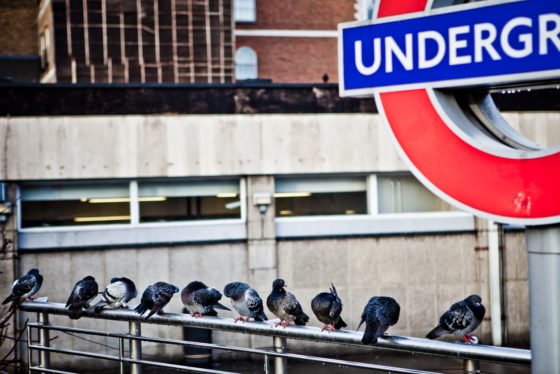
[275, 212, 475, 238]
[18, 220, 247, 250]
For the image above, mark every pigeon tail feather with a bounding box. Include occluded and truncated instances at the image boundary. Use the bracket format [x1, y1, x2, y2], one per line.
[134, 303, 148, 316]
[334, 317, 347, 329]
[362, 321, 380, 344]
[426, 326, 448, 340]
[294, 312, 309, 326]
[213, 302, 231, 311]
[255, 310, 268, 321]
[145, 308, 158, 320]
[2, 294, 13, 305]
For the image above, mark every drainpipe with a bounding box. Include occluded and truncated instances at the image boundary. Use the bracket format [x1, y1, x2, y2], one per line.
[487, 220, 502, 346]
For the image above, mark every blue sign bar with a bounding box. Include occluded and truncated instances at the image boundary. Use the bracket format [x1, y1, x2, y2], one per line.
[338, 0, 560, 96]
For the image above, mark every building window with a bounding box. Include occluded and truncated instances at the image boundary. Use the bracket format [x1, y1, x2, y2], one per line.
[19, 178, 242, 229]
[234, 0, 256, 22]
[39, 27, 50, 70]
[235, 47, 258, 80]
[377, 174, 454, 213]
[275, 177, 368, 217]
[138, 180, 241, 223]
[20, 183, 130, 228]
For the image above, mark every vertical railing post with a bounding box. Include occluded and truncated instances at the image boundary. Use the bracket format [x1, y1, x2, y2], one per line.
[129, 321, 142, 374]
[119, 337, 125, 374]
[26, 324, 33, 371]
[463, 359, 480, 374]
[37, 312, 50, 372]
[273, 336, 287, 374]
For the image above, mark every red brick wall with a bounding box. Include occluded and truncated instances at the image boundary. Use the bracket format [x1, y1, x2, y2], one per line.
[236, 0, 354, 83]
[238, 0, 355, 30]
[237, 36, 338, 83]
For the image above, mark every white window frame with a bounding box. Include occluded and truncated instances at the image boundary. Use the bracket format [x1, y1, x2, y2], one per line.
[275, 173, 475, 238]
[17, 178, 247, 250]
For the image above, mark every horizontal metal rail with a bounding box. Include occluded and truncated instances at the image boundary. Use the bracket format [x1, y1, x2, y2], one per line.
[28, 323, 437, 374]
[19, 301, 530, 366]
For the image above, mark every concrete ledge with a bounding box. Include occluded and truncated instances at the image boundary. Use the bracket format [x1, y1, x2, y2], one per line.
[275, 212, 475, 238]
[18, 220, 247, 250]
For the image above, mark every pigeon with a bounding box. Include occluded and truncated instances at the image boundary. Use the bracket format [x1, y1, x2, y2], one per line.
[427, 294, 486, 344]
[134, 282, 179, 320]
[223, 282, 267, 322]
[357, 296, 400, 344]
[311, 283, 347, 332]
[91, 277, 138, 313]
[266, 279, 309, 328]
[2, 268, 43, 311]
[181, 281, 231, 317]
[65, 276, 99, 320]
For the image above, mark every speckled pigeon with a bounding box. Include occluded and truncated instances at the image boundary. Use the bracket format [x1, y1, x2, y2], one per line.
[311, 283, 347, 332]
[2, 268, 43, 311]
[134, 282, 179, 319]
[266, 279, 309, 328]
[223, 281, 267, 322]
[65, 276, 99, 320]
[427, 294, 486, 344]
[181, 281, 231, 317]
[357, 296, 400, 344]
[91, 277, 138, 313]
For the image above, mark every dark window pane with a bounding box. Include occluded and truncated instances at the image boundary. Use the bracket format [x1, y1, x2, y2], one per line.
[275, 191, 367, 217]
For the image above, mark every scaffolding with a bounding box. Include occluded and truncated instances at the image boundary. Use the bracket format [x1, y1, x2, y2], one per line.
[46, 0, 234, 83]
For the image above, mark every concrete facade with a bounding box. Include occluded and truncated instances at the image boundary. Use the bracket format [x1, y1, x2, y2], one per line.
[1, 109, 557, 367]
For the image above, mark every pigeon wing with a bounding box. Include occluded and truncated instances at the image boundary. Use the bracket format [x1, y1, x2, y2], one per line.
[13, 274, 35, 298]
[78, 280, 99, 301]
[283, 292, 303, 316]
[441, 301, 473, 331]
[329, 297, 342, 320]
[245, 288, 264, 314]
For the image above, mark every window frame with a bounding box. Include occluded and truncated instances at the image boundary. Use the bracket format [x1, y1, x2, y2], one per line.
[274, 173, 474, 238]
[17, 178, 247, 250]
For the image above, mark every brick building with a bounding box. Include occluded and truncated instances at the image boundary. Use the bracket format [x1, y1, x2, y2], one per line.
[234, 0, 357, 83]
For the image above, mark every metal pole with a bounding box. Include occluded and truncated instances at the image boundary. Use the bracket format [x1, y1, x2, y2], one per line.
[38, 312, 50, 371]
[463, 359, 480, 374]
[273, 336, 287, 374]
[27, 324, 33, 371]
[129, 321, 143, 374]
[526, 225, 560, 374]
[119, 337, 125, 374]
[487, 220, 502, 346]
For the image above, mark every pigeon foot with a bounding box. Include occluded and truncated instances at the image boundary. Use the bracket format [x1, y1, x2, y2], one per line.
[273, 320, 290, 328]
[328, 324, 335, 332]
[461, 335, 479, 345]
[192, 312, 203, 318]
[321, 324, 327, 332]
[234, 316, 247, 323]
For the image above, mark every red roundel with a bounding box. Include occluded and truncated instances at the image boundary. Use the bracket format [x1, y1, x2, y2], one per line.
[375, 0, 560, 225]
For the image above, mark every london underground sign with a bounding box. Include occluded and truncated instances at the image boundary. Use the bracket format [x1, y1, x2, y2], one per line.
[338, 0, 560, 225]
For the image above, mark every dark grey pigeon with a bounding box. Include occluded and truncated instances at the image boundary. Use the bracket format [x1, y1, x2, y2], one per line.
[2, 268, 43, 311]
[311, 283, 347, 332]
[223, 282, 267, 322]
[357, 296, 400, 344]
[91, 277, 138, 313]
[427, 294, 486, 344]
[134, 282, 179, 319]
[65, 276, 99, 320]
[266, 279, 309, 328]
[181, 281, 231, 317]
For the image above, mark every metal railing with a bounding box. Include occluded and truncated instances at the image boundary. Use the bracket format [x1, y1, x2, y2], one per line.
[19, 301, 531, 374]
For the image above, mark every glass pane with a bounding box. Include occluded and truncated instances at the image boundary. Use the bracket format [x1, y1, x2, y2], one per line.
[275, 191, 367, 217]
[234, 0, 256, 22]
[139, 180, 241, 222]
[20, 183, 130, 228]
[274, 177, 367, 217]
[377, 174, 454, 213]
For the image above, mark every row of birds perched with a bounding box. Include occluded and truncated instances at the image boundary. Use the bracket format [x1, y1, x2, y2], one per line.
[4, 269, 486, 345]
